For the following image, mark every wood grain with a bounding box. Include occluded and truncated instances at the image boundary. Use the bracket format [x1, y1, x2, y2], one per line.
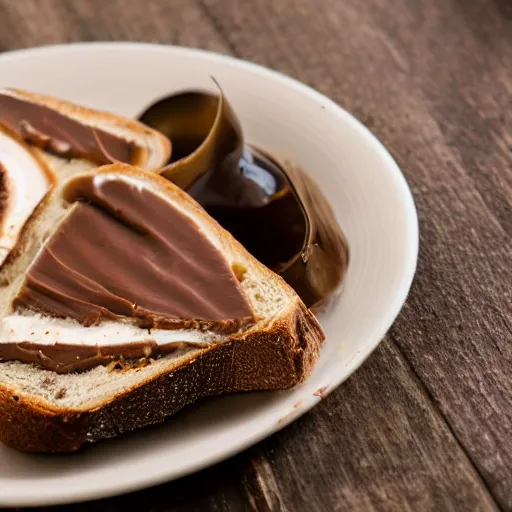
[0, 0, 510, 510]
[237, 341, 498, 512]
[200, 0, 512, 507]
[0, 0, 230, 54]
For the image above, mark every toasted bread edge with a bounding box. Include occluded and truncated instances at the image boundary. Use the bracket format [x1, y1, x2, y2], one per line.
[0, 299, 323, 453]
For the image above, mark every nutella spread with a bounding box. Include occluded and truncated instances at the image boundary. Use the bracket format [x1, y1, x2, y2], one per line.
[0, 93, 137, 165]
[15, 175, 255, 330]
[0, 175, 256, 372]
[0, 313, 219, 374]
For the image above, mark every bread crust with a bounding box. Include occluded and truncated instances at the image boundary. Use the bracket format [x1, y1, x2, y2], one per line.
[0, 299, 323, 453]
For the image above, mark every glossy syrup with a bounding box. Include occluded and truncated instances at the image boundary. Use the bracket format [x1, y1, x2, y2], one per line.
[194, 147, 306, 270]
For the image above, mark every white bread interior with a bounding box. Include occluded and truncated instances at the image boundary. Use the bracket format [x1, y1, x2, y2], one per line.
[0, 130, 53, 265]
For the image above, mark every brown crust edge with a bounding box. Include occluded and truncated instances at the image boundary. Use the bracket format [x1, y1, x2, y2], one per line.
[0, 300, 323, 453]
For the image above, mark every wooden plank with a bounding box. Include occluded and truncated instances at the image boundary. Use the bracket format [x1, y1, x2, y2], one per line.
[0, 0, 507, 509]
[200, 0, 512, 508]
[0, 0, 231, 54]
[236, 341, 496, 511]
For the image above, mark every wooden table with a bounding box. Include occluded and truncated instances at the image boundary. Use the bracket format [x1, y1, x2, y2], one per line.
[1, 1, 510, 510]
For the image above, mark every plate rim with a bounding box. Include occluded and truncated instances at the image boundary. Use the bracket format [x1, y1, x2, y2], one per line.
[0, 41, 419, 507]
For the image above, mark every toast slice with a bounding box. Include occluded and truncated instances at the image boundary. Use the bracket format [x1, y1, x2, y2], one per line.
[0, 88, 171, 173]
[0, 88, 171, 266]
[0, 164, 324, 453]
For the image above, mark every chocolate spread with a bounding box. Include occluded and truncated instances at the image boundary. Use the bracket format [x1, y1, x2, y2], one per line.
[1, 175, 255, 372]
[0, 339, 208, 374]
[15, 176, 255, 328]
[0, 93, 138, 165]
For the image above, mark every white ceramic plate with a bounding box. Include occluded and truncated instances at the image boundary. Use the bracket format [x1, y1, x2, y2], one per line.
[0, 43, 418, 507]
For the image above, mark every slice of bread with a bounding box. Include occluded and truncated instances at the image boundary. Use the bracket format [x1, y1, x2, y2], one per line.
[1, 88, 171, 173]
[0, 164, 324, 453]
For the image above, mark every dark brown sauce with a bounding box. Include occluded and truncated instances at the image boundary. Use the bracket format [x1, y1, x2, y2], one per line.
[167, 130, 304, 269]
[199, 151, 305, 269]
